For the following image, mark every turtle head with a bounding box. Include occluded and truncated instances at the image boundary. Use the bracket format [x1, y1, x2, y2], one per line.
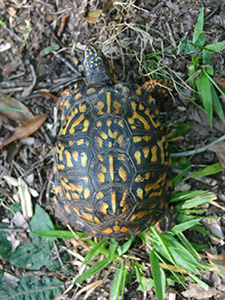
[83, 45, 117, 85]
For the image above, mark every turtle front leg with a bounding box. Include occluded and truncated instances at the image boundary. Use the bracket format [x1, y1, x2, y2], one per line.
[142, 79, 172, 99]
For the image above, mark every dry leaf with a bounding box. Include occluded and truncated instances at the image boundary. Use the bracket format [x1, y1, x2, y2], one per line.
[208, 142, 225, 168]
[85, 0, 114, 23]
[18, 177, 33, 219]
[3, 60, 21, 78]
[206, 249, 225, 279]
[182, 283, 217, 299]
[0, 113, 47, 149]
[213, 77, 225, 92]
[36, 90, 58, 101]
[0, 96, 34, 122]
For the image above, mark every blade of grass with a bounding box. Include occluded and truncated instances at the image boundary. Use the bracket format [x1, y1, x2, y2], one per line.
[110, 262, 124, 300]
[74, 257, 113, 284]
[170, 218, 203, 234]
[185, 162, 224, 180]
[82, 239, 106, 265]
[172, 165, 191, 186]
[150, 250, 166, 300]
[192, 4, 204, 44]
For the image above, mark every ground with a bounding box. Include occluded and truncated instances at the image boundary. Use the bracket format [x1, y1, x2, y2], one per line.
[0, 1, 225, 299]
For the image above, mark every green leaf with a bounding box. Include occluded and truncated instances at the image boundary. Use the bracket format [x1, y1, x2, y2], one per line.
[170, 190, 208, 203]
[109, 239, 118, 260]
[205, 41, 225, 52]
[8, 204, 64, 271]
[199, 49, 211, 64]
[177, 38, 187, 54]
[82, 239, 106, 265]
[175, 194, 215, 210]
[150, 251, 165, 300]
[212, 85, 225, 122]
[0, 20, 6, 26]
[172, 165, 191, 186]
[110, 262, 124, 300]
[0, 232, 13, 260]
[198, 70, 213, 126]
[186, 42, 197, 54]
[189, 274, 209, 290]
[170, 218, 203, 234]
[117, 235, 136, 256]
[137, 276, 154, 292]
[74, 257, 113, 284]
[0, 276, 62, 300]
[193, 4, 204, 43]
[185, 162, 224, 179]
[194, 32, 206, 47]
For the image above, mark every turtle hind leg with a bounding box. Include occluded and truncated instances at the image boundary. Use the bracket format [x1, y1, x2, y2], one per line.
[142, 79, 172, 99]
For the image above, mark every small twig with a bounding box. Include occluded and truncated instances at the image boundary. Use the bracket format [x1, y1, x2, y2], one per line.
[53, 240, 64, 267]
[52, 51, 80, 75]
[171, 134, 225, 157]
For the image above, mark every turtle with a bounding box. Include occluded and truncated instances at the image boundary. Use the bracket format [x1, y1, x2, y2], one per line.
[54, 45, 173, 240]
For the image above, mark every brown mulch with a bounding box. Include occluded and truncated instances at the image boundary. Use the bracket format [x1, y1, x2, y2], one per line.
[0, 1, 225, 299]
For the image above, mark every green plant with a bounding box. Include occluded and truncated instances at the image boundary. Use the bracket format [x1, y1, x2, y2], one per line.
[178, 4, 225, 127]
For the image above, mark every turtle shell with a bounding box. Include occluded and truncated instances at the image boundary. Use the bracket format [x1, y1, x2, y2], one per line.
[54, 83, 172, 240]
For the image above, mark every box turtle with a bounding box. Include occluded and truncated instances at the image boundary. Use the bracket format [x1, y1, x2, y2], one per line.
[54, 45, 172, 240]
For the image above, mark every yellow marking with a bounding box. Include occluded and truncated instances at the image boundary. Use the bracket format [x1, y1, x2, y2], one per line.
[151, 145, 157, 162]
[135, 172, 151, 182]
[97, 101, 104, 115]
[95, 136, 103, 148]
[75, 92, 82, 100]
[79, 103, 87, 112]
[113, 220, 120, 232]
[108, 128, 118, 139]
[128, 101, 150, 130]
[72, 192, 79, 199]
[157, 137, 166, 164]
[133, 136, 142, 143]
[136, 86, 142, 96]
[77, 139, 84, 145]
[118, 119, 124, 127]
[96, 191, 104, 199]
[111, 191, 117, 214]
[108, 141, 112, 147]
[139, 103, 145, 110]
[143, 135, 151, 142]
[98, 172, 105, 183]
[65, 101, 71, 109]
[144, 107, 161, 128]
[97, 154, 104, 162]
[99, 164, 107, 173]
[81, 152, 87, 167]
[109, 154, 114, 182]
[106, 119, 112, 127]
[96, 120, 102, 127]
[55, 185, 62, 194]
[120, 191, 129, 212]
[113, 100, 121, 114]
[118, 154, 126, 161]
[63, 203, 71, 213]
[131, 125, 136, 129]
[81, 212, 93, 222]
[134, 150, 142, 165]
[100, 131, 108, 140]
[69, 113, 85, 134]
[129, 210, 149, 222]
[66, 192, 71, 201]
[118, 166, 127, 182]
[106, 92, 111, 113]
[94, 216, 100, 223]
[65, 150, 73, 168]
[121, 226, 130, 233]
[72, 151, 79, 162]
[124, 87, 130, 93]
[117, 135, 124, 147]
[143, 146, 150, 158]
[137, 188, 143, 199]
[56, 141, 64, 161]
[145, 173, 167, 194]
[69, 140, 75, 146]
[82, 119, 89, 132]
[87, 88, 96, 95]
[70, 183, 83, 193]
[102, 227, 113, 234]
